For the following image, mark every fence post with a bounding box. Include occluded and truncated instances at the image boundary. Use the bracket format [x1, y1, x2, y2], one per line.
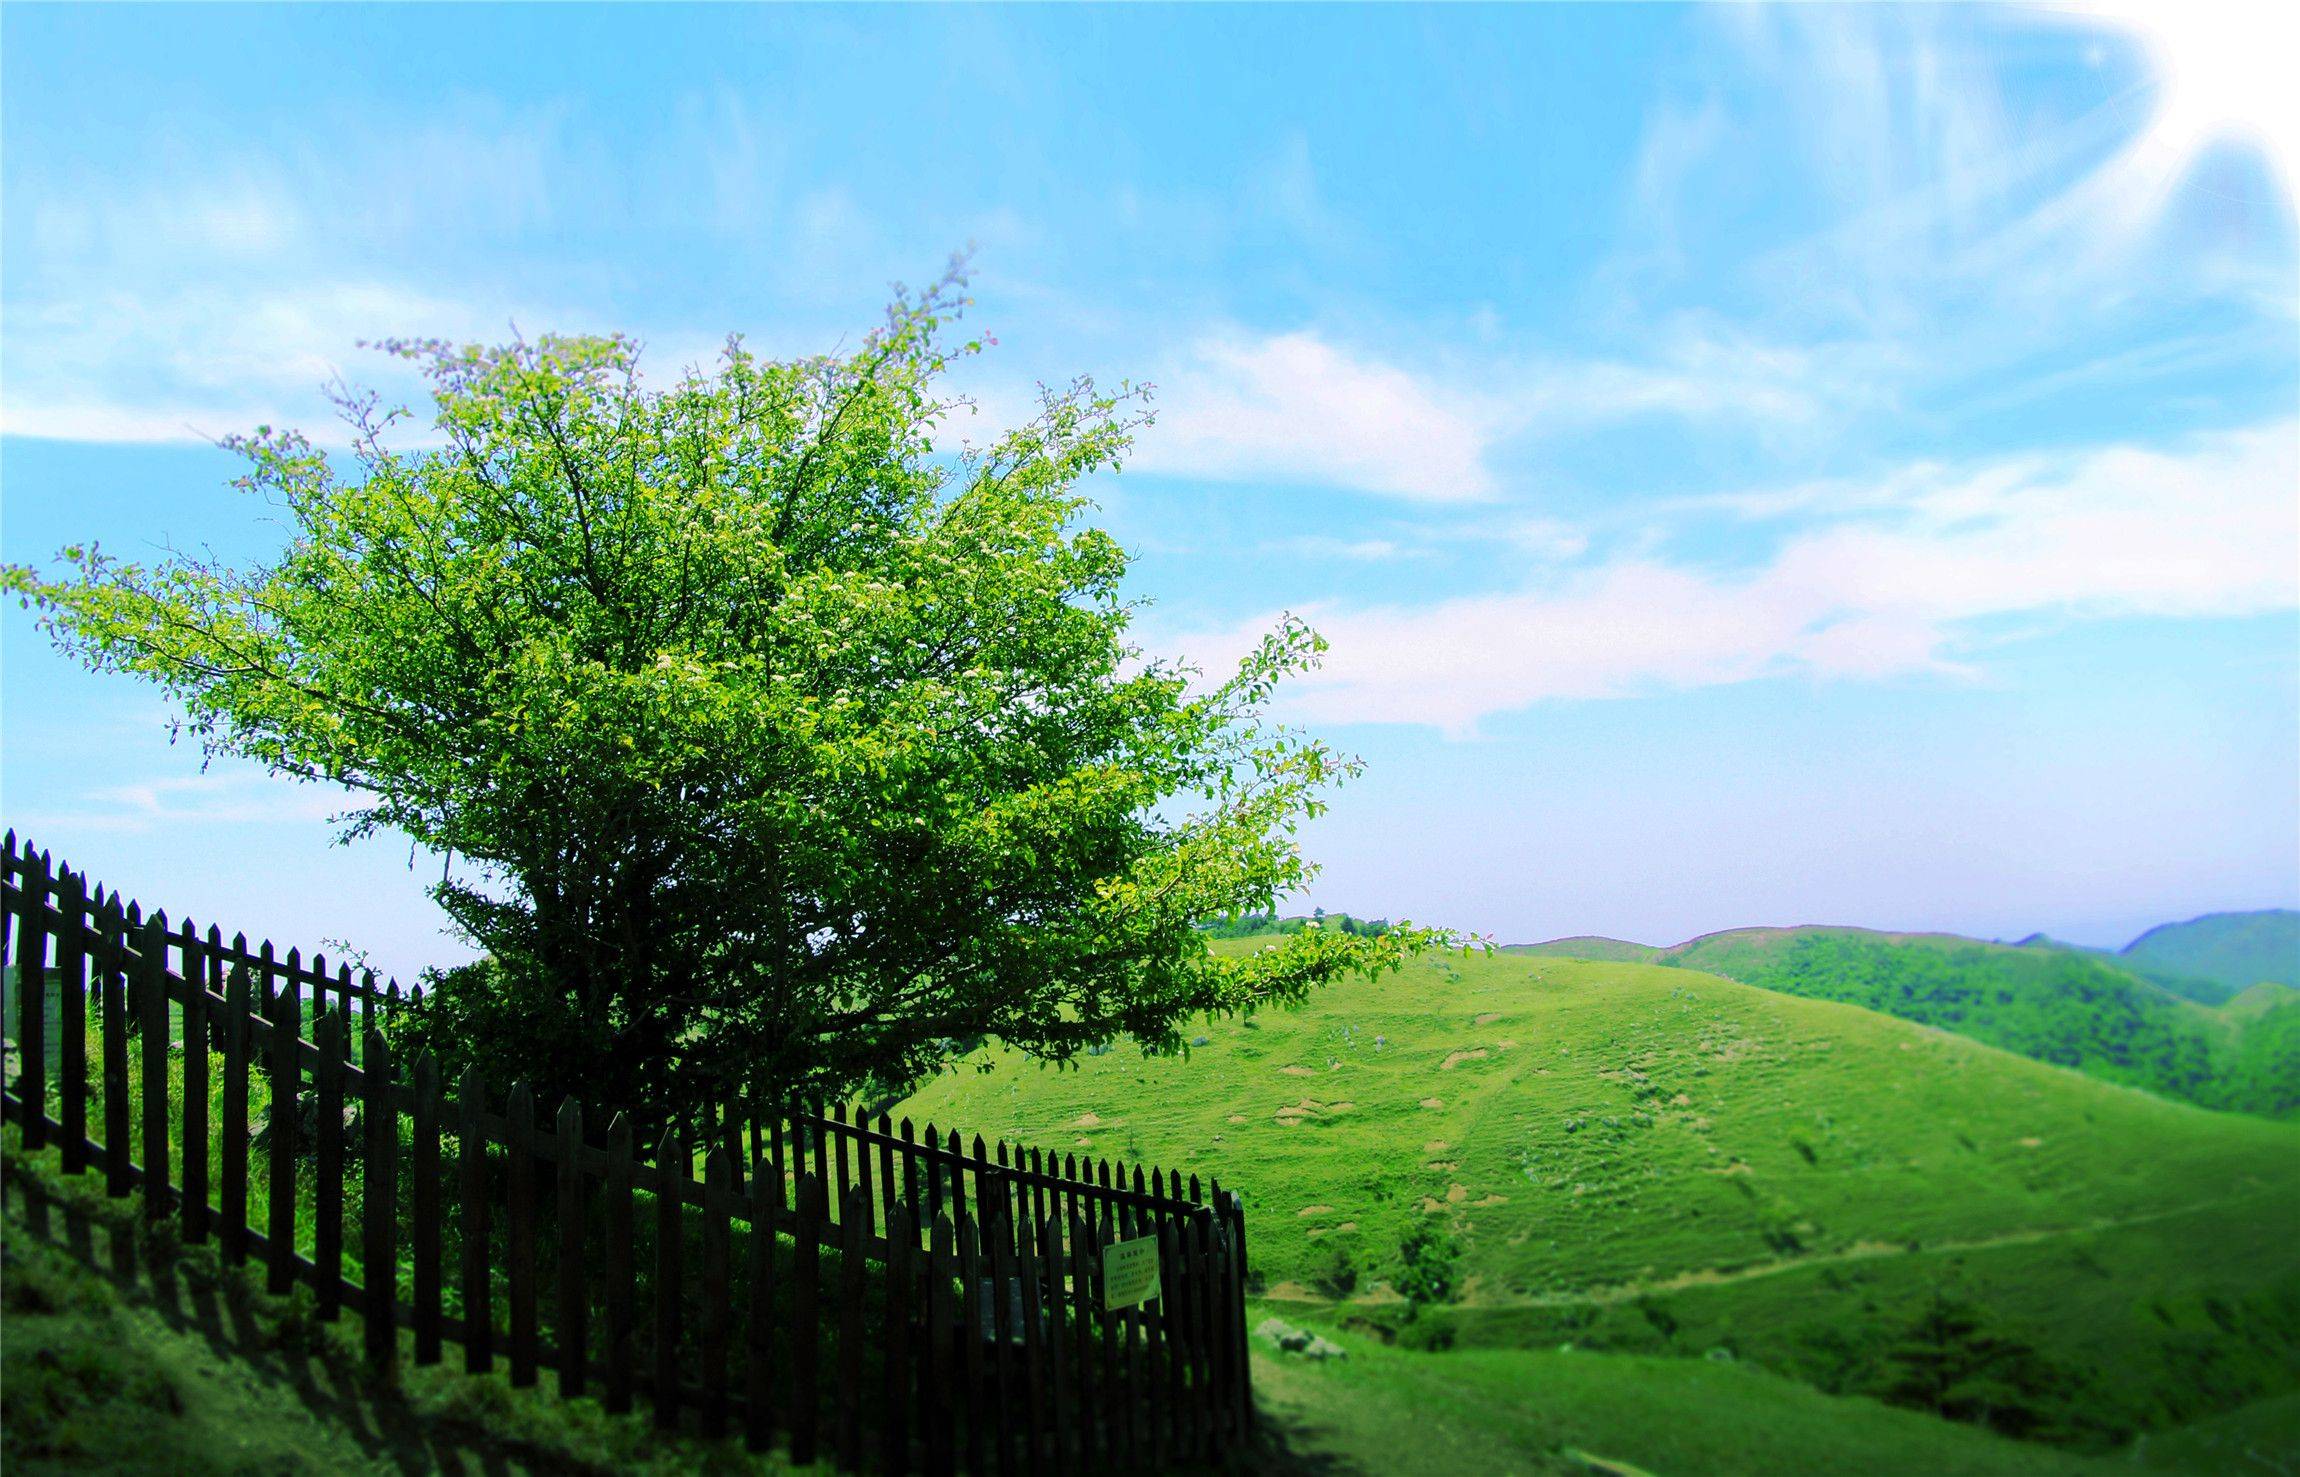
[1228, 1191, 1254, 1436]
[362, 1027, 397, 1371]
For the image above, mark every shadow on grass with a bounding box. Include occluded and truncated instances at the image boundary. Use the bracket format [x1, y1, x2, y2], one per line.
[1, 1152, 629, 1476]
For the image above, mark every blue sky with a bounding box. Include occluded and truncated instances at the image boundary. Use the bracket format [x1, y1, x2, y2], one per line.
[3, 4, 2295, 983]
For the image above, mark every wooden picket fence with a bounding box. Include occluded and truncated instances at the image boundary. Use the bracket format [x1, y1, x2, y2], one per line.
[0, 833, 1255, 1472]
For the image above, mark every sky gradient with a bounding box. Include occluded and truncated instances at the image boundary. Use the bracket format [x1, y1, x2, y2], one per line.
[4, 4, 2295, 984]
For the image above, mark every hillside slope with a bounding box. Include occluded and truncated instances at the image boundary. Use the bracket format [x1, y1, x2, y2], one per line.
[1649, 927, 2292, 1118]
[2122, 910, 2300, 996]
[897, 947, 2300, 1451]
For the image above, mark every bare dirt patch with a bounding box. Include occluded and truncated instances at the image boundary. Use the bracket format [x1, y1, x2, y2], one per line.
[1072, 1112, 1103, 1127]
[1474, 1012, 1505, 1027]
[1419, 1097, 1445, 1110]
[1439, 1049, 1489, 1071]
[1426, 1160, 1458, 1171]
[1281, 1066, 1318, 1077]
[1423, 1139, 1450, 1154]
[1299, 1205, 1334, 1217]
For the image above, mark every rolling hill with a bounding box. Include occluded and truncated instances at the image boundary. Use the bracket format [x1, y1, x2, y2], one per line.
[895, 945, 2300, 1461]
[2121, 910, 2300, 998]
[1645, 926, 2296, 1119]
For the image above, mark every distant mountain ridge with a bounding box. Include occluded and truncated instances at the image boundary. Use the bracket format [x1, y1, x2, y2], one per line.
[1507, 921, 2298, 1120]
[2119, 910, 2299, 996]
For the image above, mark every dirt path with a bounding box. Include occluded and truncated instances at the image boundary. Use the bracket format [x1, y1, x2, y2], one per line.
[1274, 1196, 2242, 1312]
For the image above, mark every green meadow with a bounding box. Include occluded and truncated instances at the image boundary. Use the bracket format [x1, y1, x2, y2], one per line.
[898, 943, 2300, 1469]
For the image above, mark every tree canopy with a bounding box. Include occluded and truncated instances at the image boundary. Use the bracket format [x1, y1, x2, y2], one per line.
[7, 268, 1441, 1130]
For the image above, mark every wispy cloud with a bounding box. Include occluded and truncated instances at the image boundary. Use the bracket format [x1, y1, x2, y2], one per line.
[1166, 419, 2298, 734]
[13, 773, 350, 837]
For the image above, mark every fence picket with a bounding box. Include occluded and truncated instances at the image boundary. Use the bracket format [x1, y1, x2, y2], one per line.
[412, 1054, 444, 1365]
[701, 1146, 733, 1437]
[18, 849, 49, 1149]
[314, 1010, 346, 1320]
[743, 1144, 781, 1452]
[507, 1080, 539, 1387]
[926, 1211, 956, 1477]
[884, 1199, 916, 1476]
[136, 913, 170, 1223]
[460, 1067, 494, 1375]
[363, 1028, 397, 1370]
[1042, 1213, 1073, 1470]
[604, 1113, 636, 1415]
[56, 868, 88, 1175]
[1016, 1207, 1048, 1477]
[219, 965, 251, 1265]
[838, 1182, 867, 1471]
[180, 920, 209, 1242]
[266, 971, 299, 1291]
[958, 1210, 987, 1477]
[654, 1128, 684, 1432]
[558, 1096, 589, 1402]
[791, 1171, 822, 1465]
[1069, 1209, 1098, 1467]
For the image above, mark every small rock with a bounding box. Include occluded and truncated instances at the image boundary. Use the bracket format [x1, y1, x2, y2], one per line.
[1254, 1316, 1303, 1347]
[1190, 1035, 1211, 1047]
[1302, 1336, 1347, 1360]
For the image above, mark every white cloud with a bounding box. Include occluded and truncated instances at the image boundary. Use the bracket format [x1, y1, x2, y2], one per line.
[1166, 420, 2298, 734]
[1129, 325, 1862, 503]
[1138, 331, 1500, 503]
[13, 773, 349, 836]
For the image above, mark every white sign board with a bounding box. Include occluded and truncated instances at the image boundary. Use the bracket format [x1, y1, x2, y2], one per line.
[1102, 1234, 1161, 1310]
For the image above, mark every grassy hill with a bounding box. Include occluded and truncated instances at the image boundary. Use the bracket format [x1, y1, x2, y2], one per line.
[2121, 910, 2300, 997]
[1502, 937, 1662, 964]
[1642, 927, 2294, 1119]
[895, 945, 2300, 1460]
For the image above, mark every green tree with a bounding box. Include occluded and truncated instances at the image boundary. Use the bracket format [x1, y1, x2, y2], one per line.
[6, 266, 1440, 1132]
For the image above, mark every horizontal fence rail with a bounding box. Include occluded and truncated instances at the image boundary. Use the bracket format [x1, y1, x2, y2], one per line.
[0, 831, 1254, 1472]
